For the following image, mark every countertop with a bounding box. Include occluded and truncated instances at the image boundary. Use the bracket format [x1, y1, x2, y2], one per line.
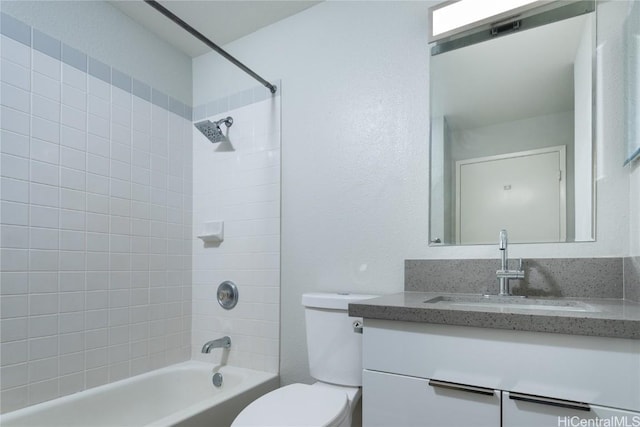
[348, 292, 640, 339]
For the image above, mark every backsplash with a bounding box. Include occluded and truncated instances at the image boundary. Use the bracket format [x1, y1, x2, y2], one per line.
[624, 256, 640, 302]
[405, 258, 626, 298]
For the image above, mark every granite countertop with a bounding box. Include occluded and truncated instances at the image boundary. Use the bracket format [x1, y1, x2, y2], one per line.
[348, 292, 640, 339]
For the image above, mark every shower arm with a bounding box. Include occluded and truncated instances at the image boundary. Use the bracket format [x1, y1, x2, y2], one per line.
[144, 0, 277, 94]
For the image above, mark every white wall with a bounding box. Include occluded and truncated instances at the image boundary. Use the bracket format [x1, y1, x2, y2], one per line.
[192, 1, 634, 385]
[190, 92, 281, 373]
[0, 1, 192, 105]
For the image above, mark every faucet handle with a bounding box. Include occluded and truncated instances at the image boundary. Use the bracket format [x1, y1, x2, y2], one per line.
[499, 229, 508, 250]
[518, 258, 524, 271]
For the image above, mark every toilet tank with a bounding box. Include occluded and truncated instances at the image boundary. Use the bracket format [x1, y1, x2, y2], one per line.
[302, 293, 378, 387]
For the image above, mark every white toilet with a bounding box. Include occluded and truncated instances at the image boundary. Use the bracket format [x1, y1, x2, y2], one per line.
[231, 292, 378, 427]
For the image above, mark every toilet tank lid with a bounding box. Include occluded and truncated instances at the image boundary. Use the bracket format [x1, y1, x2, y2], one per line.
[302, 293, 379, 310]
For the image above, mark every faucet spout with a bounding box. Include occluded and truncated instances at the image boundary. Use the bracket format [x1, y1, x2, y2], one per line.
[201, 336, 231, 353]
[496, 229, 525, 296]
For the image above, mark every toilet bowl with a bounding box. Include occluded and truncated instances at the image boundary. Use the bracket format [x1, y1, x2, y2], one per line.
[231, 293, 377, 427]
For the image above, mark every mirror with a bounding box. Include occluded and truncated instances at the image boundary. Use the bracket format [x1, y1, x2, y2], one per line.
[429, 3, 596, 245]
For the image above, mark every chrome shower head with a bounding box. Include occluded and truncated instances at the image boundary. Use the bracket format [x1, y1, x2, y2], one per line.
[194, 116, 233, 144]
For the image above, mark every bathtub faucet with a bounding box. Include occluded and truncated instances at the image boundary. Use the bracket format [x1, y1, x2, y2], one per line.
[201, 336, 231, 353]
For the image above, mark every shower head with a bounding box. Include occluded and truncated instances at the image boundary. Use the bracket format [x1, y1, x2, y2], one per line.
[194, 116, 234, 144]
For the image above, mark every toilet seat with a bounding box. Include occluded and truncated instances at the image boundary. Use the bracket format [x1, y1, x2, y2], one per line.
[231, 383, 349, 427]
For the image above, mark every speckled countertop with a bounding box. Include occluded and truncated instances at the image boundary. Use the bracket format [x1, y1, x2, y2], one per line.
[348, 292, 640, 339]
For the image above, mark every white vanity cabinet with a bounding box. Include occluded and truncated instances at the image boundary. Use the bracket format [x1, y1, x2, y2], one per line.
[363, 370, 500, 427]
[362, 319, 640, 427]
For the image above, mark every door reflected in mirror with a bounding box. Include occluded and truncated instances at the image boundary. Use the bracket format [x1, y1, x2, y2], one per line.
[429, 5, 596, 245]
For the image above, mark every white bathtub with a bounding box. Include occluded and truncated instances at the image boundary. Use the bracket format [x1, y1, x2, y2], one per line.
[0, 362, 279, 427]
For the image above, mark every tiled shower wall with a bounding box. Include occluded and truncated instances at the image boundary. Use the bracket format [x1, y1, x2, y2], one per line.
[0, 14, 193, 412]
[191, 88, 280, 373]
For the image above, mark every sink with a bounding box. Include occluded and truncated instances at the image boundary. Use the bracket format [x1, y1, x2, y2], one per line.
[424, 295, 599, 312]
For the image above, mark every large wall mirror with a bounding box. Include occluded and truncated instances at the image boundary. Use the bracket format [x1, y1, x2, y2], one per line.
[429, 1, 596, 245]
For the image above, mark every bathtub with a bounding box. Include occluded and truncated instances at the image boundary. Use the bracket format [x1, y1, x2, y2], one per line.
[0, 361, 279, 427]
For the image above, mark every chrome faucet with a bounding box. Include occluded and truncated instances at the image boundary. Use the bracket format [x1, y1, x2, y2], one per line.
[496, 230, 525, 296]
[201, 336, 231, 353]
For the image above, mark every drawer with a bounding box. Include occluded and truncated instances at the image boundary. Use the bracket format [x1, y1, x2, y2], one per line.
[363, 319, 640, 411]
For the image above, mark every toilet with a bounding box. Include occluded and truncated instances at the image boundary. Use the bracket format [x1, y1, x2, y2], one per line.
[231, 292, 378, 427]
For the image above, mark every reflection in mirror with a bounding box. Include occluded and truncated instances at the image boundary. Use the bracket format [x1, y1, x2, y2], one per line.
[429, 4, 596, 245]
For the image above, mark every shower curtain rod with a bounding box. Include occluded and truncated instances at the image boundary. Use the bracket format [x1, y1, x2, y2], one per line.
[144, 0, 277, 94]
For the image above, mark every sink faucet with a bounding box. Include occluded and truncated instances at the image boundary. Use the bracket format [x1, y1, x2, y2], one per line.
[496, 230, 525, 296]
[201, 336, 231, 353]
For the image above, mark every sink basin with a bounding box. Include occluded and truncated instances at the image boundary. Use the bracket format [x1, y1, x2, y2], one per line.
[424, 295, 599, 312]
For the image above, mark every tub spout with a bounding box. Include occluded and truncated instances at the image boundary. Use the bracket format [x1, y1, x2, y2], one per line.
[201, 336, 231, 353]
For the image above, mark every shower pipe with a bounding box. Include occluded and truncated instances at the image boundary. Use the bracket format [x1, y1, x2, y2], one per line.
[144, 0, 277, 94]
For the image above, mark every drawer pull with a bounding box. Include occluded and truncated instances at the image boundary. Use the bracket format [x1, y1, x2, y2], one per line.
[509, 392, 591, 412]
[428, 379, 495, 396]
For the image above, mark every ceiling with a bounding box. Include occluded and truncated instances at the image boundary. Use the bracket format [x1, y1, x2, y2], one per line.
[109, 0, 321, 57]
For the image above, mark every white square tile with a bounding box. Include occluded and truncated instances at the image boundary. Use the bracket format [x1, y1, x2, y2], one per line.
[86, 212, 109, 234]
[1, 130, 30, 158]
[86, 291, 108, 310]
[86, 173, 109, 196]
[29, 227, 58, 250]
[60, 188, 86, 211]
[60, 230, 85, 251]
[86, 271, 109, 291]
[28, 272, 57, 297]
[59, 332, 85, 354]
[28, 355, 58, 380]
[32, 72, 60, 102]
[87, 113, 109, 138]
[87, 76, 110, 101]
[33, 51, 61, 81]
[59, 251, 85, 271]
[1, 106, 30, 136]
[1, 82, 30, 113]
[32, 117, 60, 145]
[0, 295, 28, 318]
[1, 154, 29, 181]
[112, 105, 131, 128]
[29, 205, 58, 229]
[87, 134, 109, 158]
[59, 352, 83, 376]
[62, 64, 86, 91]
[110, 160, 130, 181]
[110, 198, 130, 218]
[62, 83, 86, 111]
[32, 93, 60, 122]
[1, 340, 28, 366]
[132, 130, 151, 152]
[86, 193, 108, 214]
[60, 105, 87, 132]
[59, 271, 85, 291]
[86, 154, 109, 177]
[60, 147, 86, 171]
[30, 160, 59, 186]
[0, 363, 28, 389]
[0, 225, 28, 249]
[59, 372, 83, 396]
[30, 182, 59, 207]
[59, 291, 84, 312]
[111, 142, 131, 164]
[110, 178, 131, 199]
[59, 312, 84, 335]
[0, 272, 28, 295]
[1, 60, 30, 91]
[59, 209, 85, 231]
[86, 237, 109, 255]
[1, 178, 29, 204]
[30, 138, 59, 165]
[85, 310, 108, 331]
[29, 249, 59, 271]
[88, 94, 110, 119]
[1, 36, 31, 68]
[60, 125, 86, 151]
[112, 88, 131, 110]
[112, 123, 131, 146]
[60, 168, 85, 191]
[28, 314, 58, 338]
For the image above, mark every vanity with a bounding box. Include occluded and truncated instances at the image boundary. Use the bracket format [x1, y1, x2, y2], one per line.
[350, 292, 640, 426]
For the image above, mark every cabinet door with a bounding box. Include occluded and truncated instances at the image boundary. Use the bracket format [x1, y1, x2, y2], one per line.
[363, 370, 501, 427]
[503, 391, 640, 427]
